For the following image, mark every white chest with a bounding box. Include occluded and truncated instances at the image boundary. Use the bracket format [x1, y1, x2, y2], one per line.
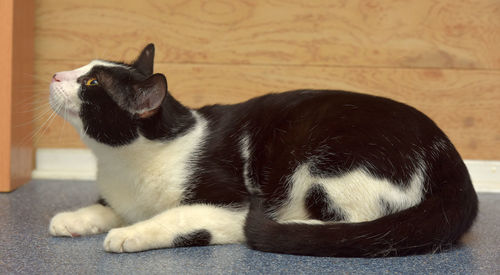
[84, 114, 207, 224]
[96, 153, 187, 223]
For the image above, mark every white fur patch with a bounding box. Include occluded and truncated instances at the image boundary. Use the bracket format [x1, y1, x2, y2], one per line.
[239, 133, 260, 195]
[280, 219, 326, 225]
[82, 112, 207, 224]
[275, 163, 426, 223]
[103, 204, 246, 253]
[49, 204, 123, 237]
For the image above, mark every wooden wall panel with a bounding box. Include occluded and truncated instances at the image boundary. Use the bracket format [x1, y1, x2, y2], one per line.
[34, 61, 500, 159]
[33, 0, 500, 160]
[35, 0, 500, 69]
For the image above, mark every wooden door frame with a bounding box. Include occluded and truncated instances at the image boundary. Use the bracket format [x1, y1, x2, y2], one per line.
[0, 0, 34, 192]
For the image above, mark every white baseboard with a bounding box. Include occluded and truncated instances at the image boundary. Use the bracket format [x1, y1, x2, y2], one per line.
[32, 149, 97, 181]
[32, 149, 500, 193]
[461, 160, 500, 193]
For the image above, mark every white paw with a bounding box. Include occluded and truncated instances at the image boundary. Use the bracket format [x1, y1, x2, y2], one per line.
[104, 227, 152, 253]
[49, 212, 103, 237]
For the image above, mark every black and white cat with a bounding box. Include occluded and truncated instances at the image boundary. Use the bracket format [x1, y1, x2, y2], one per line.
[48, 44, 478, 257]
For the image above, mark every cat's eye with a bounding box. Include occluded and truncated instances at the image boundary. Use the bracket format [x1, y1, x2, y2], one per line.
[85, 77, 99, 86]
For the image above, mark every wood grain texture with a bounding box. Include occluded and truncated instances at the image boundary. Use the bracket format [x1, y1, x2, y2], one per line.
[35, 0, 500, 69]
[33, 61, 500, 159]
[33, 0, 500, 160]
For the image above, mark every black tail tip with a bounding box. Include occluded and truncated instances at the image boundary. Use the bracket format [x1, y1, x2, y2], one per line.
[244, 197, 278, 251]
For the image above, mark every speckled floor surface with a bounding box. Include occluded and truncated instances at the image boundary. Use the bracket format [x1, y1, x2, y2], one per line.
[1, 180, 498, 274]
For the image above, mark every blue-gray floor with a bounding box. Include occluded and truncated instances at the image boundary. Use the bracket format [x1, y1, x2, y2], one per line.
[0, 180, 498, 274]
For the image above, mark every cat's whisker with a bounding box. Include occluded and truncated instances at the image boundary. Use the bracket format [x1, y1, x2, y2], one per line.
[18, 101, 53, 121]
[20, 112, 52, 145]
[58, 106, 68, 143]
[27, 103, 62, 146]
[15, 85, 42, 92]
[13, 91, 48, 101]
[34, 105, 62, 145]
[14, 97, 49, 109]
[22, 72, 52, 83]
[15, 101, 52, 114]
[14, 107, 55, 128]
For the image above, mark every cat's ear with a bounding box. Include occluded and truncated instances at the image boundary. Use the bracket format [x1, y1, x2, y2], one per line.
[131, 73, 167, 118]
[133, 43, 155, 76]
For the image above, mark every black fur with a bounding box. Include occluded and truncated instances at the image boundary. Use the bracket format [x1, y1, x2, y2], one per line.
[172, 229, 212, 247]
[78, 66, 143, 146]
[305, 184, 346, 221]
[379, 198, 395, 215]
[79, 65, 195, 145]
[97, 197, 108, 206]
[77, 44, 478, 257]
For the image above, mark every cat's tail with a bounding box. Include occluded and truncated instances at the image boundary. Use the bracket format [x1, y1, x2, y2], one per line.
[244, 162, 478, 257]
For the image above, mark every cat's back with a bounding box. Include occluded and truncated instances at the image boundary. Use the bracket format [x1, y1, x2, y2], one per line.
[197, 89, 438, 140]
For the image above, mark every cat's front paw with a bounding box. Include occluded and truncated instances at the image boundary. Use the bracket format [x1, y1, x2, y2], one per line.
[49, 212, 103, 237]
[104, 226, 153, 253]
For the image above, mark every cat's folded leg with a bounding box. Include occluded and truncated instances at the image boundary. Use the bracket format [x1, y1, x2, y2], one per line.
[103, 204, 246, 253]
[49, 204, 123, 237]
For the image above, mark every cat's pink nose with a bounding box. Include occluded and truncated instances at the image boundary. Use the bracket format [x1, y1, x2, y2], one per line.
[52, 74, 61, 83]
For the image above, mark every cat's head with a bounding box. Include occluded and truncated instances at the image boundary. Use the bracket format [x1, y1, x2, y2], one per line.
[49, 44, 183, 147]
